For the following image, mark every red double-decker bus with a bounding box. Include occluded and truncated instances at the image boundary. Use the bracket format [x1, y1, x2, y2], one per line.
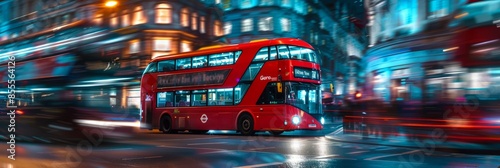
[140, 38, 324, 135]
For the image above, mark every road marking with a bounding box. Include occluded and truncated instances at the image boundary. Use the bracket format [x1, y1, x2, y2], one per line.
[375, 147, 395, 151]
[159, 137, 228, 141]
[364, 150, 420, 160]
[247, 147, 276, 151]
[348, 151, 369, 154]
[122, 155, 163, 161]
[107, 148, 133, 150]
[200, 150, 232, 154]
[234, 162, 284, 168]
[187, 142, 227, 146]
[158, 145, 220, 151]
[314, 154, 338, 159]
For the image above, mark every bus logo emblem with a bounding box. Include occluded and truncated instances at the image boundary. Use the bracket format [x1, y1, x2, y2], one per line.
[200, 114, 208, 123]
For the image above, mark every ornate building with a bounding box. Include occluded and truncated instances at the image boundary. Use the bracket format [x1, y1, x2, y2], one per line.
[0, 0, 223, 108]
[218, 0, 368, 99]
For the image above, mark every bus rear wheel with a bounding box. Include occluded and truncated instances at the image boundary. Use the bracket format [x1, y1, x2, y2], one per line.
[160, 115, 176, 134]
[238, 114, 255, 136]
[269, 131, 284, 136]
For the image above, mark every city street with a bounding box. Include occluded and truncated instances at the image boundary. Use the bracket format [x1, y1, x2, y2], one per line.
[1, 124, 499, 168]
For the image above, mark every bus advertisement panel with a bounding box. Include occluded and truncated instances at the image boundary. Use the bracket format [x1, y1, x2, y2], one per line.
[140, 38, 324, 135]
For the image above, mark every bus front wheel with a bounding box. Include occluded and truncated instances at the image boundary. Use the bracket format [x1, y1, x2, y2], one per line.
[238, 114, 255, 136]
[160, 115, 176, 134]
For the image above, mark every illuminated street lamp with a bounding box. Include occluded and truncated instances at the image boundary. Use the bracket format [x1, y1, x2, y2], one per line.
[105, 0, 118, 7]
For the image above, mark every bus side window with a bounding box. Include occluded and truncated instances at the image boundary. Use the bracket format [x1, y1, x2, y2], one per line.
[269, 46, 278, 60]
[145, 62, 157, 73]
[289, 46, 300, 59]
[158, 60, 175, 72]
[277, 45, 290, 59]
[254, 47, 269, 61]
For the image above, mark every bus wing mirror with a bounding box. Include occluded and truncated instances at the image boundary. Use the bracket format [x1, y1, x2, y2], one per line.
[277, 83, 283, 93]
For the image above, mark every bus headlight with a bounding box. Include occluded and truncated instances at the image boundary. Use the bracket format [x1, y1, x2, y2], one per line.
[292, 116, 301, 125]
[320, 117, 325, 125]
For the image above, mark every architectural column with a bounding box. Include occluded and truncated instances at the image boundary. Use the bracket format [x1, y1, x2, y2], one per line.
[409, 63, 424, 101]
[384, 68, 392, 102]
[416, 0, 428, 33]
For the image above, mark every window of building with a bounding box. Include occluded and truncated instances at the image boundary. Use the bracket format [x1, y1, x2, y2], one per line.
[259, 17, 273, 31]
[224, 22, 232, 35]
[122, 10, 130, 27]
[200, 16, 206, 33]
[281, 18, 290, 32]
[181, 8, 189, 27]
[260, 0, 273, 6]
[222, 0, 232, 10]
[397, 0, 415, 26]
[129, 40, 140, 54]
[94, 13, 103, 25]
[214, 20, 222, 36]
[63, 14, 70, 24]
[427, 0, 448, 19]
[181, 41, 192, 53]
[156, 3, 172, 24]
[241, 0, 252, 9]
[133, 6, 146, 25]
[110, 13, 118, 28]
[152, 39, 171, 58]
[282, 0, 291, 7]
[191, 13, 198, 30]
[154, 39, 171, 51]
[241, 18, 253, 32]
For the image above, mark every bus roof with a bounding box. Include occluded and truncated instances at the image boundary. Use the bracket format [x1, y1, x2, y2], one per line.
[151, 38, 314, 62]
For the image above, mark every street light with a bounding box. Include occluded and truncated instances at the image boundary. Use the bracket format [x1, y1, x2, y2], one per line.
[105, 0, 118, 7]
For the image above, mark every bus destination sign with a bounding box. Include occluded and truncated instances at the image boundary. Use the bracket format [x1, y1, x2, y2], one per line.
[294, 67, 319, 80]
[157, 69, 231, 88]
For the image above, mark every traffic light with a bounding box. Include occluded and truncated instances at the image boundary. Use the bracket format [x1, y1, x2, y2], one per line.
[354, 91, 362, 99]
[330, 83, 334, 93]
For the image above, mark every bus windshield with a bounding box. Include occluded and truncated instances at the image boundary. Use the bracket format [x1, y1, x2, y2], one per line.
[285, 82, 321, 114]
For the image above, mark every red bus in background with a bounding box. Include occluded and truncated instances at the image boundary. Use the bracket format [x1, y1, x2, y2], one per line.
[140, 38, 324, 135]
[453, 24, 500, 67]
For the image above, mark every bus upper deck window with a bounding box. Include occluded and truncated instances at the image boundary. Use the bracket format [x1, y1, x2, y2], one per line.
[145, 62, 158, 73]
[277, 45, 290, 59]
[269, 46, 278, 60]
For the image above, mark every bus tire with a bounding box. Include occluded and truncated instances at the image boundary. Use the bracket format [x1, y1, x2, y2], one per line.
[238, 114, 255, 136]
[269, 131, 284, 136]
[160, 115, 176, 134]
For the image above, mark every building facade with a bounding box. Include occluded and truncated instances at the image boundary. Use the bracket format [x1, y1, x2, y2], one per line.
[364, 0, 500, 103]
[0, 0, 223, 108]
[218, 0, 368, 99]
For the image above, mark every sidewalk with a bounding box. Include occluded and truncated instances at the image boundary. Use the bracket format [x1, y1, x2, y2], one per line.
[325, 128, 500, 154]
